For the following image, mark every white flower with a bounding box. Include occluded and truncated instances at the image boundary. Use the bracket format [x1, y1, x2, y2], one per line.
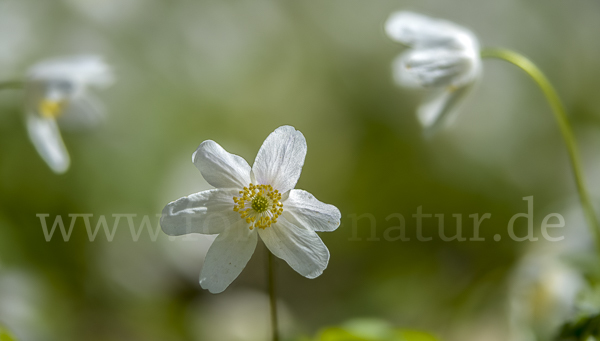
[25, 55, 114, 173]
[385, 11, 481, 132]
[0, 267, 53, 341]
[188, 289, 295, 340]
[161, 126, 341, 294]
[508, 251, 585, 341]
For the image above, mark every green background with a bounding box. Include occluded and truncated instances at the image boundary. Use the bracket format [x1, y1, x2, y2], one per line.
[0, 0, 599, 340]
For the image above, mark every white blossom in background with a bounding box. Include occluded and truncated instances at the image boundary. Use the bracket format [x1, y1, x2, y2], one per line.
[188, 289, 295, 341]
[25, 55, 114, 173]
[161, 125, 341, 293]
[0, 268, 53, 341]
[508, 251, 585, 341]
[385, 11, 481, 133]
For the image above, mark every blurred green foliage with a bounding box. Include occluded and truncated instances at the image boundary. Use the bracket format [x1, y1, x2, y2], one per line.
[0, 0, 600, 340]
[556, 314, 600, 341]
[0, 326, 17, 341]
[310, 319, 439, 341]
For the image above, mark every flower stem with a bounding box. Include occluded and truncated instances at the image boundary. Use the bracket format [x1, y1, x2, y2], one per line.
[0, 80, 23, 91]
[481, 48, 600, 252]
[268, 250, 279, 341]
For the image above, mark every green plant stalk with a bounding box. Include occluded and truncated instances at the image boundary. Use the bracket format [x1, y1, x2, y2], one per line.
[481, 48, 600, 252]
[268, 251, 279, 341]
[0, 80, 23, 91]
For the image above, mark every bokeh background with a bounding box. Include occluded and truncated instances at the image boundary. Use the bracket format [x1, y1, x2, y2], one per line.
[1, 0, 600, 340]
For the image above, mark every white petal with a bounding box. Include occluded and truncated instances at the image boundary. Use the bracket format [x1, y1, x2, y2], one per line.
[393, 49, 474, 88]
[161, 189, 241, 236]
[26, 114, 70, 174]
[392, 53, 423, 89]
[28, 55, 114, 89]
[284, 190, 341, 232]
[199, 219, 258, 293]
[385, 11, 475, 50]
[252, 126, 306, 193]
[258, 215, 329, 278]
[417, 85, 472, 134]
[193, 140, 252, 189]
[57, 94, 106, 131]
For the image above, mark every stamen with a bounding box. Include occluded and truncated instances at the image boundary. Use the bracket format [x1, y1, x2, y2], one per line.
[233, 183, 283, 230]
[39, 99, 66, 119]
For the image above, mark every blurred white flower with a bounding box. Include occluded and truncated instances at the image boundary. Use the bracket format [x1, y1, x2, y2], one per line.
[188, 289, 295, 341]
[385, 11, 481, 133]
[161, 125, 341, 293]
[508, 251, 585, 341]
[0, 268, 52, 341]
[25, 55, 114, 173]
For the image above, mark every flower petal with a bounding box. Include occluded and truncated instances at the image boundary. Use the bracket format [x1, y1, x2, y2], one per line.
[284, 190, 341, 232]
[57, 94, 106, 131]
[29, 55, 114, 90]
[199, 219, 258, 293]
[26, 114, 70, 174]
[385, 11, 474, 50]
[161, 188, 241, 236]
[258, 215, 329, 278]
[252, 126, 307, 193]
[393, 49, 474, 88]
[193, 140, 251, 189]
[417, 85, 472, 135]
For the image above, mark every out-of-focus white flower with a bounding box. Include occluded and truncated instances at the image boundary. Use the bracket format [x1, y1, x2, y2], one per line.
[508, 251, 585, 341]
[187, 289, 295, 341]
[0, 268, 53, 341]
[161, 125, 341, 293]
[25, 55, 114, 173]
[385, 11, 481, 133]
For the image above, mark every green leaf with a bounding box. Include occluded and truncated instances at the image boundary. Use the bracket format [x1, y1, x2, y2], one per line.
[0, 327, 18, 341]
[395, 329, 440, 341]
[312, 320, 440, 341]
[556, 314, 600, 340]
[318, 327, 373, 341]
[341, 318, 394, 340]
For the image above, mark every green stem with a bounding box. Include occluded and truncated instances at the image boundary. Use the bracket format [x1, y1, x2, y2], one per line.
[0, 80, 23, 91]
[481, 48, 600, 252]
[268, 251, 279, 341]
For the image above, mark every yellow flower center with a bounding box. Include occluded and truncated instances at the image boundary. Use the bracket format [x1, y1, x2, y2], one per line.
[233, 183, 283, 230]
[39, 99, 66, 119]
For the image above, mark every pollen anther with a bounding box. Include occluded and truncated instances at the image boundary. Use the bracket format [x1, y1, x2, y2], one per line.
[39, 99, 66, 119]
[233, 183, 283, 230]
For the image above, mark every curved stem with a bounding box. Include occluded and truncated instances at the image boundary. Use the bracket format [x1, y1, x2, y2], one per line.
[0, 80, 23, 91]
[481, 48, 600, 252]
[268, 251, 279, 341]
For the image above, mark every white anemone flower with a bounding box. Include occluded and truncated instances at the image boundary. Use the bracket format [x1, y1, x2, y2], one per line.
[161, 126, 341, 294]
[385, 11, 481, 133]
[508, 251, 585, 341]
[25, 55, 114, 173]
